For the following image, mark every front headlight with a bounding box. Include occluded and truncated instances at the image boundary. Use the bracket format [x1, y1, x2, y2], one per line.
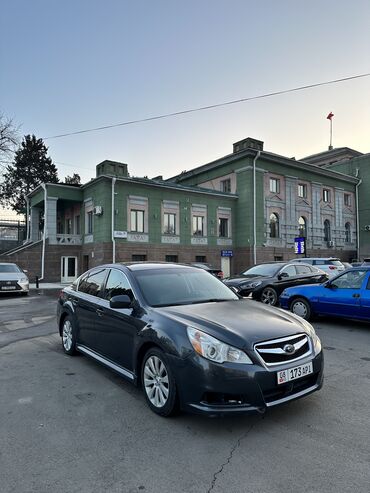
[299, 319, 322, 356]
[19, 277, 28, 283]
[243, 280, 262, 289]
[187, 327, 253, 364]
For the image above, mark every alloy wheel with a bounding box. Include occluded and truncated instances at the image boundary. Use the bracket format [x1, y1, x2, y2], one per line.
[261, 288, 277, 305]
[62, 320, 73, 351]
[143, 355, 169, 408]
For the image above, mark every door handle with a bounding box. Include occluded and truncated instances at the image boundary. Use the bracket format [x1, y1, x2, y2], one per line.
[96, 308, 104, 316]
[352, 293, 360, 298]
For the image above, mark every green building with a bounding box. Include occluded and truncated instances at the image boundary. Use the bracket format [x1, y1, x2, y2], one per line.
[0, 137, 359, 282]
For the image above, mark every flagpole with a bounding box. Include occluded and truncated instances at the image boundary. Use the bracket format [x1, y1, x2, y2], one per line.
[329, 118, 333, 150]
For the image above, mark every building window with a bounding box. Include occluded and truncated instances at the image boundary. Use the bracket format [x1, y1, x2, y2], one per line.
[75, 215, 80, 235]
[345, 222, 351, 243]
[195, 256, 206, 262]
[87, 211, 93, 234]
[220, 178, 231, 193]
[274, 255, 283, 261]
[298, 184, 307, 198]
[298, 216, 307, 238]
[270, 178, 280, 194]
[193, 216, 204, 236]
[344, 194, 351, 207]
[163, 213, 176, 235]
[165, 255, 178, 263]
[219, 217, 229, 238]
[323, 189, 331, 203]
[269, 213, 279, 238]
[66, 218, 72, 235]
[131, 210, 144, 233]
[132, 254, 147, 261]
[324, 219, 331, 241]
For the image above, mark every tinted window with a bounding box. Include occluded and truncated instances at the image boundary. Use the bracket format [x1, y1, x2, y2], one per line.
[241, 264, 281, 277]
[134, 268, 238, 307]
[313, 260, 325, 265]
[279, 265, 297, 277]
[78, 269, 107, 297]
[0, 264, 21, 273]
[104, 269, 133, 301]
[328, 260, 343, 266]
[296, 265, 311, 274]
[331, 270, 367, 289]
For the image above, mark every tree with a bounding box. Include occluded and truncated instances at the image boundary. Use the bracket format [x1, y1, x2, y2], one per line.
[0, 113, 19, 159]
[0, 134, 59, 215]
[64, 173, 81, 185]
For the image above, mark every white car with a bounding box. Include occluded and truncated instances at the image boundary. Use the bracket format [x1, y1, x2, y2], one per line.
[0, 263, 29, 295]
[289, 257, 345, 278]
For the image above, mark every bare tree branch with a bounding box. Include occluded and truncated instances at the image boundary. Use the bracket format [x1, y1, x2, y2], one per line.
[0, 113, 20, 157]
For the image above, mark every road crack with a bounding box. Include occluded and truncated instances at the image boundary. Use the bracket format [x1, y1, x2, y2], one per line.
[206, 423, 255, 493]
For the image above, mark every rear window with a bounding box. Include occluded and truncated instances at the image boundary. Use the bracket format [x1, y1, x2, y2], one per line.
[296, 264, 311, 274]
[328, 260, 343, 266]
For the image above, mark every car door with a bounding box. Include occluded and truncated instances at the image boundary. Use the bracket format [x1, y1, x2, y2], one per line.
[317, 269, 368, 318]
[359, 272, 370, 319]
[93, 268, 144, 372]
[74, 268, 109, 351]
[275, 264, 301, 293]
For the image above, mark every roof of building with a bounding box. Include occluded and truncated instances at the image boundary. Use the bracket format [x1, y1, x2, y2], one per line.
[301, 147, 363, 163]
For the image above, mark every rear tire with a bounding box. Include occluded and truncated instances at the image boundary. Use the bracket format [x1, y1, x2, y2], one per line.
[141, 348, 179, 417]
[290, 297, 312, 321]
[260, 286, 278, 306]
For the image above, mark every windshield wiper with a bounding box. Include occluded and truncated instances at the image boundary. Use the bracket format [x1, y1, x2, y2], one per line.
[189, 298, 235, 304]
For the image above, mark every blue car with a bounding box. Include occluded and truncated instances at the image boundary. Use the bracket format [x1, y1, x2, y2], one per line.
[280, 267, 370, 321]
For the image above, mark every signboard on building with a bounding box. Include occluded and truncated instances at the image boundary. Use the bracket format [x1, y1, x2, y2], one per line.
[114, 231, 128, 239]
[221, 250, 233, 257]
[294, 237, 306, 255]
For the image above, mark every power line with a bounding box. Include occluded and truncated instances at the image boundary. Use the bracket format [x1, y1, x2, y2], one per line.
[44, 72, 370, 140]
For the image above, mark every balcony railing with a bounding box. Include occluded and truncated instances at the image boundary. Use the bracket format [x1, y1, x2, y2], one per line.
[55, 234, 82, 245]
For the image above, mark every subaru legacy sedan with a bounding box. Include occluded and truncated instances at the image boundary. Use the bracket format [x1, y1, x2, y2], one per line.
[57, 263, 323, 417]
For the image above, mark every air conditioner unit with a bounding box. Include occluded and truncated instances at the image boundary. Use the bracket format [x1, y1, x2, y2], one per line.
[93, 206, 103, 216]
[327, 240, 335, 247]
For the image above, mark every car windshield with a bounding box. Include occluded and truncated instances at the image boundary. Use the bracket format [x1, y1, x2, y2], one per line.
[241, 264, 281, 277]
[134, 268, 238, 307]
[0, 264, 21, 273]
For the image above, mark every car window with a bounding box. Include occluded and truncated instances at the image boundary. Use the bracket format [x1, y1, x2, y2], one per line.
[104, 269, 134, 301]
[313, 260, 325, 265]
[328, 260, 343, 266]
[242, 264, 281, 277]
[296, 264, 311, 274]
[0, 264, 21, 273]
[78, 269, 107, 297]
[279, 265, 297, 277]
[331, 270, 367, 289]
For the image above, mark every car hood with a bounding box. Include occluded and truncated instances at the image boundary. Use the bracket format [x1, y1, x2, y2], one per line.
[0, 273, 25, 281]
[156, 299, 309, 349]
[224, 275, 272, 285]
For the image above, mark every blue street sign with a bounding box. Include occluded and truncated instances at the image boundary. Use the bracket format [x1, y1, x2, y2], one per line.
[221, 250, 233, 257]
[294, 237, 306, 255]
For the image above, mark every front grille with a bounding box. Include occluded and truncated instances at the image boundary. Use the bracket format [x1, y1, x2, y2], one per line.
[262, 373, 318, 404]
[254, 333, 311, 366]
[0, 280, 20, 289]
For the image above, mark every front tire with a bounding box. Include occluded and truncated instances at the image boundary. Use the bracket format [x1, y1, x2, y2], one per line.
[142, 348, 179, 417]
[290, 297, 312, 321]
[61, 316, 77, 355]
[260, 286, 278, 306]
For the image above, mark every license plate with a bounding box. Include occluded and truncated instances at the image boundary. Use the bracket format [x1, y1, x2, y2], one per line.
[1, 286, 16, 290]
[277, 362, 313, 385]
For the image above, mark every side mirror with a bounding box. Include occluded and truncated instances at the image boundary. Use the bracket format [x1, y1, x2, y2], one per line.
[324, 281, 334, 289]
[278, 272, 289, 280]
[110, 294, 132, 309]
[23, 269, 28, 273]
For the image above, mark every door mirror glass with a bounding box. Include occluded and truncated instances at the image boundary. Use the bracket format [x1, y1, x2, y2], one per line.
[110, 294, 132, 309]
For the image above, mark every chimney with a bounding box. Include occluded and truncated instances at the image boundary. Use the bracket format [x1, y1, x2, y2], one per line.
[233, 137, 264, 153]
[96, 160, 128, 178]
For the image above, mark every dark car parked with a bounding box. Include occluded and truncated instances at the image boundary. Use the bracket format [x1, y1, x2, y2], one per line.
[223, 262, 328, 306]
[280, 267, 370, 321]
[57, 263, 323, 417]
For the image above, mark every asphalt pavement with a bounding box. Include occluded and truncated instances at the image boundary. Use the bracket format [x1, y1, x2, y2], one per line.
[0, 292, 369, 493]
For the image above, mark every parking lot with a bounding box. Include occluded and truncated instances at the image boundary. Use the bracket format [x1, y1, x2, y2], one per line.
[1, 291, 370, 493]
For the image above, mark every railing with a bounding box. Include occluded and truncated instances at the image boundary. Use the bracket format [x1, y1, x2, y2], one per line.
[55, 234, 82, 245]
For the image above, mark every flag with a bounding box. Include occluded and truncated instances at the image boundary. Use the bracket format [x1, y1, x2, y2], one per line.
[327, 112, 334, 120]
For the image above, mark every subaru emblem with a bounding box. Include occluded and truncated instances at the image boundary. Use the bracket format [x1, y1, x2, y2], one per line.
[283, 344, 295, 355]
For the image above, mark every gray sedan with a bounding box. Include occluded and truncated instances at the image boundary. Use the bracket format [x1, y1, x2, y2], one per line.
[0, 263, 29, 295]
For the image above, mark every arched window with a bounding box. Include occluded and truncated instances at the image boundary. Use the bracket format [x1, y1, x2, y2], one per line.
[345, 222, 351, 243]
[298, 216, 307, 238]
[270, 213, 279, 238]
[324, 219, 331, 241]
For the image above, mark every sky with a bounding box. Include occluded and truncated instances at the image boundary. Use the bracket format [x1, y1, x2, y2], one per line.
[1, 0, 370, 201]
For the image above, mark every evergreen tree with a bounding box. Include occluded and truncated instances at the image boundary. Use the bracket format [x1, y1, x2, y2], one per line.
[0, 134, 59, 215]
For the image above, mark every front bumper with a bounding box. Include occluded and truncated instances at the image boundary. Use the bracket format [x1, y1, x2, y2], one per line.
[169, 350, 324, 417]
[0, 280, 29, 293]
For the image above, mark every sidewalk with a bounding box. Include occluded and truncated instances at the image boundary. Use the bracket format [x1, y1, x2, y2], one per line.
[29, 282, 66, 290]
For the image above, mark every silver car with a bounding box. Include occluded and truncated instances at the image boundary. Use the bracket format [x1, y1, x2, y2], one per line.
[289, 257, 345, 279]
[0, 263, 29, 295]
